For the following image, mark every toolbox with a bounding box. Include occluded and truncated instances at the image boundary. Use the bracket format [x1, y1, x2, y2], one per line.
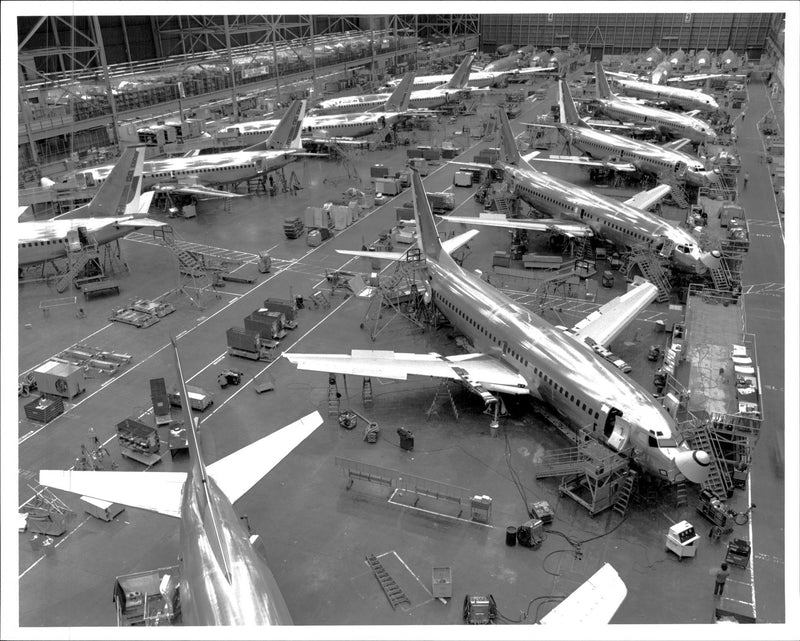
[725, 538, 751, 568]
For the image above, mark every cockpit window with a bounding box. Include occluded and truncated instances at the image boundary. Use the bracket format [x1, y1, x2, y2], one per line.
[648, 435, 658, 448]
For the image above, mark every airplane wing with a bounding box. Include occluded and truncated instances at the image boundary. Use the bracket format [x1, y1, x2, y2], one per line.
[206, 411, 323, 504]
[665, 73, 725, 84]
[684, 109, 702, 118]
[337, 230, 479, 262]
[539, 563, 627, 625]
[284, 350, 530, 396]
[605, 70, 642, 81]
[152, 183, 244, 198]
[661, 138, 692, 152]
[523, 153, 636, 173]
[584, 119, 657, 136]
[440, 213, 593, 238]
[38, 470, 187, 518]
[623, 184, 672, 210]
[569, 277, 659, 348]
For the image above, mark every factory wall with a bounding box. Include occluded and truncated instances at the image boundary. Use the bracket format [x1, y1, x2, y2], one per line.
[479, 13, 778, 57]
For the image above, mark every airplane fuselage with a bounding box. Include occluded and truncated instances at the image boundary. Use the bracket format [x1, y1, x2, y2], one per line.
[613, 78, 719, 112]
[18, 218, 140, 266]
[428, 252, 694, 482]
[314, 89, 464, 115]
[596, 98, 716, 144]
[75, 151, 301, 192]
[561, 123, 716, 187]
[499, 161, 707, 272]
[179, 470, 292, 625]
[219, 112, 406, 142]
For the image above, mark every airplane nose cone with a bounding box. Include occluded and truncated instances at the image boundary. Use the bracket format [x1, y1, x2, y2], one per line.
[675, 449, 710, 483]
[700, 250, 722, 271]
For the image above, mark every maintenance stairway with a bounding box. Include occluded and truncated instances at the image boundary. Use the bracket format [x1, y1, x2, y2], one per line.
[685, 421, 733, 498]
[624, 245, 671, 303]
[55, 242, 101, 293]
[663, 176, 690, 209]
[536, 430, 630, 516]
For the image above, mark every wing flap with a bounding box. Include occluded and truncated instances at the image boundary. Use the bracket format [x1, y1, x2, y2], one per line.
[570, 277, 658, 348]
[38, 470, 186, 517]
[206, 411, 323, 505]
[440, 213, 593, 238]
[117, 216, 166, 228]
[284, 351, 528, 393]
[623, 184, 672, 210]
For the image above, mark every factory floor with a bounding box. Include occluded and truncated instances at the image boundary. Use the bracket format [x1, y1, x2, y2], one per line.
[14, 69, 787, 631]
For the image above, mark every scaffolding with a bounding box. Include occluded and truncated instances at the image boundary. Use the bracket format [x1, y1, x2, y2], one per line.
[361, 248, 431, 341]
[536, 430, 631, 517]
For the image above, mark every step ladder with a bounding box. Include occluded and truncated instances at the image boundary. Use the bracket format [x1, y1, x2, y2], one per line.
[310, 290, 331, 309]
[362, 377, 374, 408]
[328, 375, 340, 416]
[493, 194, 514, 217]
[612, 471, 638, 517]
[709, 264, 730, 291]
[665, 176, 690, 208]
[691, 423, 731, 497]
[365, 554, 410, 610]
[426, 379, 459, 421]
[675, 480, 688, 507]
[55, 244, 101, 293]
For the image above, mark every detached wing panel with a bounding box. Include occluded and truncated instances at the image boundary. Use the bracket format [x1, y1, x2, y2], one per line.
[39, 470, 186, 518]
[539, 563, 627, 625]
[570, 277, 658, 348]
[441, 214, 593, 238]
[284, 351, 529, 394]
[206, 411, 323, 505]
[623, 184, 672, 210]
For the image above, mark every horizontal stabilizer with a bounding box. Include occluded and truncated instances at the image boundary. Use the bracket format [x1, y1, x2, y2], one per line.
[117, 216, 165, 228]
[39, 470, 186, 518]
[624, 184, 672, 210]
[539, 563, 627, 625]
[284, 351, 528, 394]
[570, 277, 659, 348]
[440, 213, 593, 238]
[206, 411, 323, 505]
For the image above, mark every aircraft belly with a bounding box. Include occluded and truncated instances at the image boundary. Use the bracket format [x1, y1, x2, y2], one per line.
[179, 478, 292, 626]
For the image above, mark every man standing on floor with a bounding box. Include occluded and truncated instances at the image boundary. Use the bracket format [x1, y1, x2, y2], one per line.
[714, 562, 730, 597]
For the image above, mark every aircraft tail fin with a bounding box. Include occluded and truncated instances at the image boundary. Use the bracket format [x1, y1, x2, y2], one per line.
[595, 62, 614, 100]
[83, 145, 147, 218]
[245, 99, 305, 151]
[385, 72, 415, 111]
[559, 79, 589, 127]
[497, 107, 526, 167]
[410, 170, 443, 262]
[445, 52, 475, 89]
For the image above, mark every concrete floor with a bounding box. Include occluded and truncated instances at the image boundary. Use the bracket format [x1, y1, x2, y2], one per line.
[13, 67, 789, 633]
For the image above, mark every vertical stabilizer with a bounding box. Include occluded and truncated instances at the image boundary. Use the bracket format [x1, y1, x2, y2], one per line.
[410, 170, 443, 262]
[497, 107, 524, 167]
[559, 80, 589, 127]
[445, 52, 475, 89]
[385, 71, 415, 111]
[84, 145, 146, 218]
[595, 62, 614, 100]
[246, 99, 306, 151]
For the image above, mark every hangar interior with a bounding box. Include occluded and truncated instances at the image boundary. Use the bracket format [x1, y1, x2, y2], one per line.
[12, 9, 790, 631]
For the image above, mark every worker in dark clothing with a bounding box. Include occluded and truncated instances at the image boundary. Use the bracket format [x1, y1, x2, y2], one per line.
[743, 172, 750, 189]
[714, 563, 730, 596]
